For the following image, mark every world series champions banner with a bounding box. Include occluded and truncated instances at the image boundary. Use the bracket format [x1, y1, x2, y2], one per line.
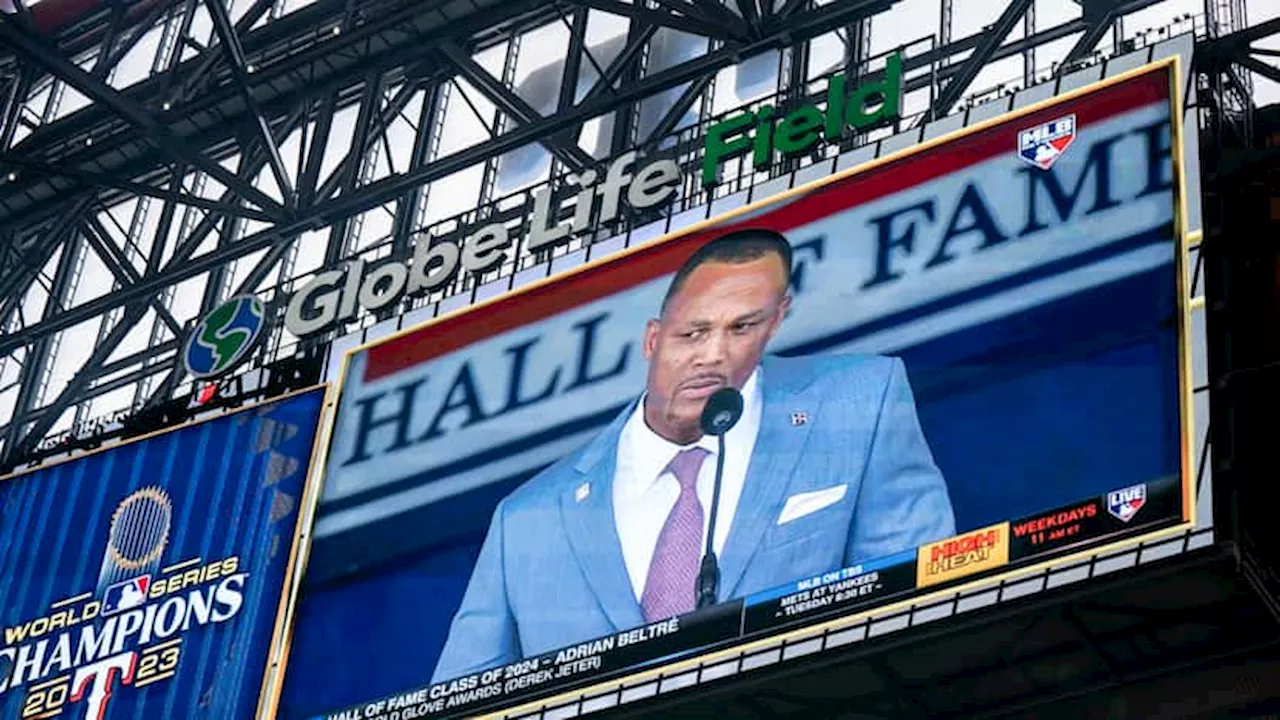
[285, 60, 1193, 719]
[0, 386, 328, 720]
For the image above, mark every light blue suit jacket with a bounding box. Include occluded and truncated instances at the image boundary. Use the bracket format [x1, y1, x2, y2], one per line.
[431, 353, 954, 683]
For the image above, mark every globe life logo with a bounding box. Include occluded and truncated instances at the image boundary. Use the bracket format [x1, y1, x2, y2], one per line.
[183, 296, 266, 379]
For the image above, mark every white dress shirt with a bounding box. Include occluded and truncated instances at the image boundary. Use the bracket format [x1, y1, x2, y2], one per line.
[612, 369, 764, 602]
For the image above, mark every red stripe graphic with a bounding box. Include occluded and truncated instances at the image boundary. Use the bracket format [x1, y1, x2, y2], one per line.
[364, 68, 1170, 381]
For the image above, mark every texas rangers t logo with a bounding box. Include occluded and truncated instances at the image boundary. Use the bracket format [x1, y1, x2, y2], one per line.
[1018, 114, 1076, 170]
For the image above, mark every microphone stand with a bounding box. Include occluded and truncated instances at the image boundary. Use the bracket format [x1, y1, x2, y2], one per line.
[697, 431, 727, 610]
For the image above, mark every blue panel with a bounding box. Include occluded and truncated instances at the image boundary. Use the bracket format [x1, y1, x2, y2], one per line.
[0, 388, 325, 720]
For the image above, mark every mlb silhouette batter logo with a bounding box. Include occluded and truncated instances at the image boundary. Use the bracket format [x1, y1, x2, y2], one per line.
[1106, 484, 1147, 523]
[1017, 114, 1077, 170]
[102, 575, 152, 615]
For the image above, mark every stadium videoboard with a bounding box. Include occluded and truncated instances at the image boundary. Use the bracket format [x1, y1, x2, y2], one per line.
[0, 386, 329, 720]
[294, 58, 1193, 720]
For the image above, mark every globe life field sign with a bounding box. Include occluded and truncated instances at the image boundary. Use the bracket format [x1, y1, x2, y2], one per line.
[281, 56, 904, 338]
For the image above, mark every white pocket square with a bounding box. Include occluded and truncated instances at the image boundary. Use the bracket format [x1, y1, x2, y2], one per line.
[777, 484, 848, 525]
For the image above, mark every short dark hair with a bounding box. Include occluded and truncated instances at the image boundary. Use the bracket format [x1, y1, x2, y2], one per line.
[660, 228, 793, 316]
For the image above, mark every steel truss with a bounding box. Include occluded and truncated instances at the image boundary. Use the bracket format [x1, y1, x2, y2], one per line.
[0, 0, 1268, 465]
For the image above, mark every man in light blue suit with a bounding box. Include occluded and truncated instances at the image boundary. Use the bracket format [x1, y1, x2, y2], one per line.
[432, 229, 954, 683]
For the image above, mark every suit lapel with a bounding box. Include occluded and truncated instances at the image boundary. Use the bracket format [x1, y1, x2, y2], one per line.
[559, 401, 645, 632]
[718, 358, 819, 599]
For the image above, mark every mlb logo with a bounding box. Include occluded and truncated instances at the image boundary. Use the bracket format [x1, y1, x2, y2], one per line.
[1107, 484, 1147, 523]
[1018, 114, 1077, 170]
[102, 575, 151, 615]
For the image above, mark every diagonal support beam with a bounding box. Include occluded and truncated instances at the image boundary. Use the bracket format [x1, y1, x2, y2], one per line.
[0, 67, 31, 151]
[0, 198, 92, 331]
[655, 0, 745, 34]
[930, 0, 1033, 119]
[1056, 3, 1119, 72]
[574, 22, 660, 108]
[438, 41, 593, 174]
[91, 0, 173, 80]
[312, 73, 426, 205]
[734, 0, 761, 37]
[81, 216, 184, 337]
[642, 74, 714, 148]
[12, 300, 153, 459]
[204, 0, 296, 207]
[574, 0, 735, 40]
[557, 7, 589, 115]
[775, 0, 809, 21]
[176, 0, 276, 99]
[1236, 54, 1280, 87]
[0, 18, 288, 219]
[1, 153, 279, 222]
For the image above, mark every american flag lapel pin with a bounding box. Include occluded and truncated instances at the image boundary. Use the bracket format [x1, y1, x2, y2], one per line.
[575, 482, 591, 503]
[791, 411, 809, 427]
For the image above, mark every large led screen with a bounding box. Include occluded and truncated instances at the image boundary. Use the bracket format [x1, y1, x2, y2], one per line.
[290, 60, 1192, 719]
[0, 387, 328, 720]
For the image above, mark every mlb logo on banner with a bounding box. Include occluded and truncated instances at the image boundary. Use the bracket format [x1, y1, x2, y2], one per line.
[1018, 114, 1076, 170]
[1107, 484, 1147, 523]
[102, 575, 151, 615]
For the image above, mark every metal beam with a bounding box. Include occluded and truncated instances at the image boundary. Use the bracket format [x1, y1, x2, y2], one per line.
[0, 66, 31, 150]
[575, 23, 659, 109]
[203, 0, 296, 206]
[775, 0, 809, 21]
[641, 73, 714, 149]
[574, 0, 735, 40]
[80, 214, 183, 337]
[0, 197, 91, 331]
[0, 18, 288, 218]
[930, 0, 1034, 119]
[11, 299, 153, 457]
[90, 0, 172, 80]
[1236, 54, 1280, 86]
[175, 0, 276, 100]
[312, 72, 425, 205]
[1057, 2, 1119, 72]
[0, 153, 279, 222]
[438, 41, 593, 174]
[656, 0, 745, 36]
[557, 7, 588, 116]
[735, 0, 761, 37]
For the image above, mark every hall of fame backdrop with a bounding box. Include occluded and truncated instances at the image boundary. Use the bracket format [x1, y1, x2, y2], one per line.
[287, 59, 1195, 719]
[0, 386, 329, 720]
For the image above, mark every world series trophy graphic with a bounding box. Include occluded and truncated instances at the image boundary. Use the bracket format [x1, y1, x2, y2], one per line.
[97, 487, 173, 615]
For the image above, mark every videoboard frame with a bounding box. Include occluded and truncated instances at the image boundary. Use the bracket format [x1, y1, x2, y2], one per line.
[0, 383, 334, 720]
[311, 54, 1196, 720]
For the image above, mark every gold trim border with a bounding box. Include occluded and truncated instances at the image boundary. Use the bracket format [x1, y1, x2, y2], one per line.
[256, 382, 338, 720]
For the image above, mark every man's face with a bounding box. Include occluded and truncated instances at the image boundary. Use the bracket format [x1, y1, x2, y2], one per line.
[642, 254, 790, 443]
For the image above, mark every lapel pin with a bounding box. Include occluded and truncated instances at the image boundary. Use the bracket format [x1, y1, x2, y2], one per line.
[790, 411, 809, 427]
[575, 482, 591, 503]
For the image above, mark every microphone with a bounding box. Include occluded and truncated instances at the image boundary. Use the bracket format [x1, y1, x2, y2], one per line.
[696, 386, 744, 610]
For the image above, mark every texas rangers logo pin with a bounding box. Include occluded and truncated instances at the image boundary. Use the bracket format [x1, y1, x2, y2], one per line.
[1018, 114, 1076, 170]
[1106, 483, 1147, 523]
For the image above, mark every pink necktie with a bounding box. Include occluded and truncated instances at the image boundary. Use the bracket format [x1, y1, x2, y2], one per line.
[640, 447, 710, 622]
